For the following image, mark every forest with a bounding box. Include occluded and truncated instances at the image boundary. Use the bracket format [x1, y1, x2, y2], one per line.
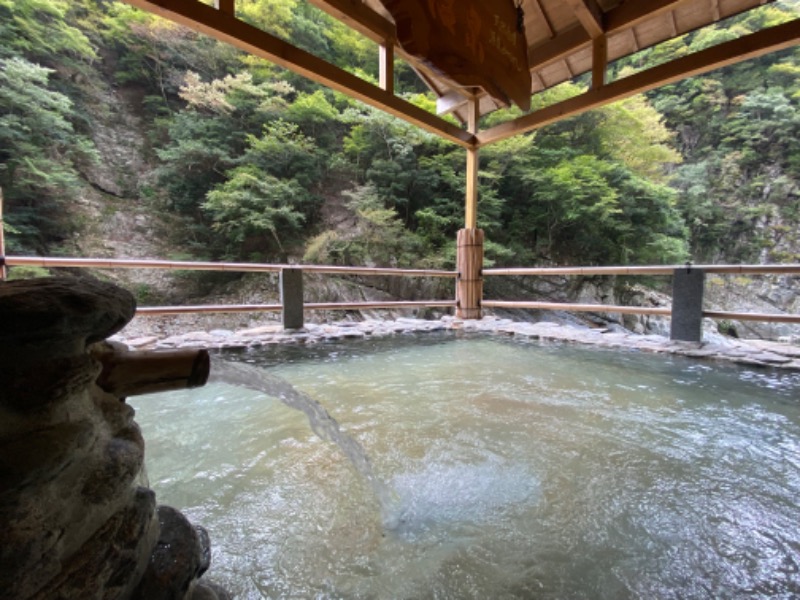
[1, 0, 799, 273]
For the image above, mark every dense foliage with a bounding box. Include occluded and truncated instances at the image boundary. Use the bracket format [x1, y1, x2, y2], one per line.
[1, 0, 798, 266]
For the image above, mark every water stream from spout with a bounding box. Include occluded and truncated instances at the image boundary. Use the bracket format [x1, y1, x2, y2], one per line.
[210, 360, 399, 525]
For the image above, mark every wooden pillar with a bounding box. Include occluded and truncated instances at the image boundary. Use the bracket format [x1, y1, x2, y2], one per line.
[214, 0, 234, 14]
[379, 43, 394, 94]
[456, 228, 483, 319]
[592, 36, 608, 89]
[0, 186, 6, 281]
[457, 96, 483, 319]
[464, 96, 479, 230]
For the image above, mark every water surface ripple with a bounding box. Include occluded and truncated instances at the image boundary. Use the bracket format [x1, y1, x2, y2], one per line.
[131, 335, 800, 599]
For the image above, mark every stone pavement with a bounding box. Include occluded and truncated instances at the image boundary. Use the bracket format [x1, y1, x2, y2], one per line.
[112, 315, 800, 372]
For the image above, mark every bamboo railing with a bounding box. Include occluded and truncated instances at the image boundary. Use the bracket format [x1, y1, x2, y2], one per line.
[484, 264, 800, 276]
[3, 255, 799, 329]
[482, 263, 800, 326]
[3, 256, 458, 317]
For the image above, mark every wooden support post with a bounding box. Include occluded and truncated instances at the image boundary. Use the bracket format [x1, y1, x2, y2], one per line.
[457, 97, 483, 319]
[465, 97, 479, 230]
[592, 36, 607, 89]
[456, 228, 484, 320]
[0, 186, 6, 281]
[670, 266, 705, 342]
[280, 267, 304, 329]
[214, 0, 234, 15]
[379, 43, 394, 95]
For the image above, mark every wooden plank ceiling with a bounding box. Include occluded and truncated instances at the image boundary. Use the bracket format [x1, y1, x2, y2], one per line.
[358, 0, 785, 121]
[123, 0, 800, 146]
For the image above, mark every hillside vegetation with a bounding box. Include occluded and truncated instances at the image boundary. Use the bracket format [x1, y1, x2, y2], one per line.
[1, 0, 798, 277]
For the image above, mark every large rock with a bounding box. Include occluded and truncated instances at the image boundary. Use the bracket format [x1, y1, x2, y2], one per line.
[0, 277, 227, 599]
[132, 506, 211, 600]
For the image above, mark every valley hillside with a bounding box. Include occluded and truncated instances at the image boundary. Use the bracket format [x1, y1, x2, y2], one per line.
[1, 0, 798, 339]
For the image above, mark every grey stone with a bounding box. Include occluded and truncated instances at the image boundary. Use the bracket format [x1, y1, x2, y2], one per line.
[132, 505, 211, 600]
[0, 278, 229, 600]
[670, 268, 706, 342]
[281, 268, 304, 330]
[0, 277, 136, 362]
[192, 580, 233, 600]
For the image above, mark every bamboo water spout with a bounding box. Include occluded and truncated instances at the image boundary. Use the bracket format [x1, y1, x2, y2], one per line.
[92, 341, 210, 398]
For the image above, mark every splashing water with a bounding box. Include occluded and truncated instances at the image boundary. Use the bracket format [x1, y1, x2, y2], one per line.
[210, 360, 400, 526]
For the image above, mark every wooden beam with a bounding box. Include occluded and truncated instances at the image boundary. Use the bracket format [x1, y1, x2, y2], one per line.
[592, 36, 607, 89]
[566, 0, 605, 39]
[529, 0, 688, 71]
[479, 18, 800, 146]
[379, 43, 393, 94]
[437, 90, 469, 116]
[529, 0, 555, 39]
[465, 98, 480, 229]
[604, 0, 689, 32]
[120, 0, 474, 148]
[213, 0, 234, 15]
[305, 0, 395, 44]
[529, 26, 590, 71]
[710, 0, 721, 22]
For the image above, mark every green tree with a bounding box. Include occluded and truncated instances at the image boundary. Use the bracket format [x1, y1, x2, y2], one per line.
[304, 184, 424, 267]
[201, 120, 323, 260]
[203, 165, 307, 260]
[0, 0, 94, 64]
[0, 57, 96, 252]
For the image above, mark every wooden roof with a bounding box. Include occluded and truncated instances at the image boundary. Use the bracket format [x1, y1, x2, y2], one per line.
[124, 0, 800, 147]
[355, 0, 789, 121]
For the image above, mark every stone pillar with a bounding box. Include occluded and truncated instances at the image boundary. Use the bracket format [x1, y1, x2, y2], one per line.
[281, 267, 304, 330]
[0, 277, 156, 599]
[456, 228, 484, 319]
[670, 267, 706, 342]
[0, 277, 229, 600]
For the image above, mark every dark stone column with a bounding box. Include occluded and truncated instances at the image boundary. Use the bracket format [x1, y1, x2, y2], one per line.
[670, 267, 706, 342]
[281, 267, 304, 330]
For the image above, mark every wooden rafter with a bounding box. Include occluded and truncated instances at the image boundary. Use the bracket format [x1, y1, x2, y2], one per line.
[306, 0, 395, 44]
[529, 0, 555, 39]
[529, 26, 589, 71]
[121, 0, 474, 147]
[630, 27, 641, 52]
[710, 0, 721, 22]
[530, 0, 688, 71]
[604, 0, 689, 32]
[478, 18, 800, 147]
[566, 0, 604, 38]
[592, 36, 608, 88]
[437, 91, 469, 116]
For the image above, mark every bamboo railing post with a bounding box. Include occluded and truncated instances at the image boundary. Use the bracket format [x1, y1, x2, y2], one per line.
[456, 228, 484, 319]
